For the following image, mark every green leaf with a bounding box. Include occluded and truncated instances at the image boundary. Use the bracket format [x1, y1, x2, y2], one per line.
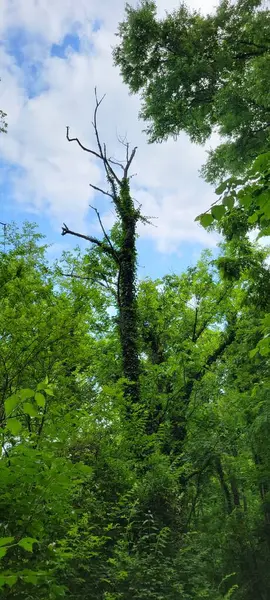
[0, 537, 14, 547]
[20, 389, 35, 400]
[257, 227, 270, 239]
[18, 538, 38, 553]
[44, 387, 54, 396]
[250, 152, 270, 174]
[0, 547, 7, 559]
[238, 193, 253, 208]
[215, 181, 228, 195]
[5, 575, 17, 588]
[4, 394, 20, 416]
[249, 347, 258, 358]
[222, 195, 235, 210]
[211, 205, 226, 220]
[262, 199, 270, 219]
[248, 212, 259, 224]
[77, 463, 93, 476]
[200, 213, 214, 227]
[230, 177, 244, 188]
[258, 338, 270, 356]
[24, 574, 39, 584]
[35, 392, 45, 408]
[6, 419, 22, 435]
[36, 377, 49, 391]
[36, 382, 45, 391]
[23, 403, 39, 418]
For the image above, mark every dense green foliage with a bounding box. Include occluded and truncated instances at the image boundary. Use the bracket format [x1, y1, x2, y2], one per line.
[196, 151, 270, 238]
[114, 0, 270, 183]
[1, 221, 270, 599]
[1, 2, 270, 596]
[114, 0, 270, 249]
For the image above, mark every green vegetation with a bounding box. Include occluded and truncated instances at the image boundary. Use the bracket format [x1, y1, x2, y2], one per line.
[1, 0, 270, 598]
[114, 0, 270, 183]
[114, 0, 270, 241]
[1, 219, 270, 600]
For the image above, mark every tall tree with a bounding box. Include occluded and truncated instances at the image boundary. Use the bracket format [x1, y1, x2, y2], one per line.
[62, 89, 143, 409]
[114, 0, 270, 183]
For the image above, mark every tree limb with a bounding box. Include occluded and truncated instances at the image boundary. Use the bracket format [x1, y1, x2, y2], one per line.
[60, 270, 116, 295]
[124, 145, 138, 178]
[66, 126, 101, 160]
[89, 183, 115, 200]
[89, 205, 119, 262]
[61, 223, 117, 259]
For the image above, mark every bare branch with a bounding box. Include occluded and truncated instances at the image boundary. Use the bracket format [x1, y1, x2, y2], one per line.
[66, 126, 101, 160]
[67, 92, 121, 192]
[91, 89, 122, 186]
[92, 87, 106, 159]
[89, 183, 115, 200]
[108, 157, 125, 171]
[89, 205, 119, 261]
[61, 223, 117, 259]
[60, 270, 115, 293]
[115, 132, 137, 176]
[116, 131, 128, 147]
[124, 146, 138, 178]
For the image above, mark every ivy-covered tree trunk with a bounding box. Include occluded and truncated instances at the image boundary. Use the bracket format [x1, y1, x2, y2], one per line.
[62, 89, 141, 409]
[118, 178, 140, 405]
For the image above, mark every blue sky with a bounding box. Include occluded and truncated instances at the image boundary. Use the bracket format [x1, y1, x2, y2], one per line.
[0, 0, 218, 279]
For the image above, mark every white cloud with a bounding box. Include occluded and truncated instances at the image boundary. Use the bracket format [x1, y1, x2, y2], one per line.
[0, 0, 217, 255]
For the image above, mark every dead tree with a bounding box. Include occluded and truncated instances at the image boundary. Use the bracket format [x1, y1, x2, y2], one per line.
[62, 89, 141, 407]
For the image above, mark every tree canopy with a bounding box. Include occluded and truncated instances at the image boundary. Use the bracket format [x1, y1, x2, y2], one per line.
[114, 0, 270, 183]
[1, 214, 270, 599]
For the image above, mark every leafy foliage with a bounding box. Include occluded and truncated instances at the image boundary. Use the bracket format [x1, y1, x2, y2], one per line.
[0, 221, 270, 599]
[114, 0, 270, 182]
[1, 17, 270, 591]
[196, 151, 270, 238]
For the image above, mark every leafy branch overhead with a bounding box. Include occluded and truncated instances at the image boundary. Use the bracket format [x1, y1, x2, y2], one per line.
[114, 0, 270, 182]
[196, 152, 270, 238]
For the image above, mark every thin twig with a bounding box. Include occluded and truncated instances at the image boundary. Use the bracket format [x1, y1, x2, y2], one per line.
[89, 183, 114, 200]
[92, 88, 122, 186]
[60, 270, 115, 293]
[89, 205, 119, 262]
[108, 157, 125, 170]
